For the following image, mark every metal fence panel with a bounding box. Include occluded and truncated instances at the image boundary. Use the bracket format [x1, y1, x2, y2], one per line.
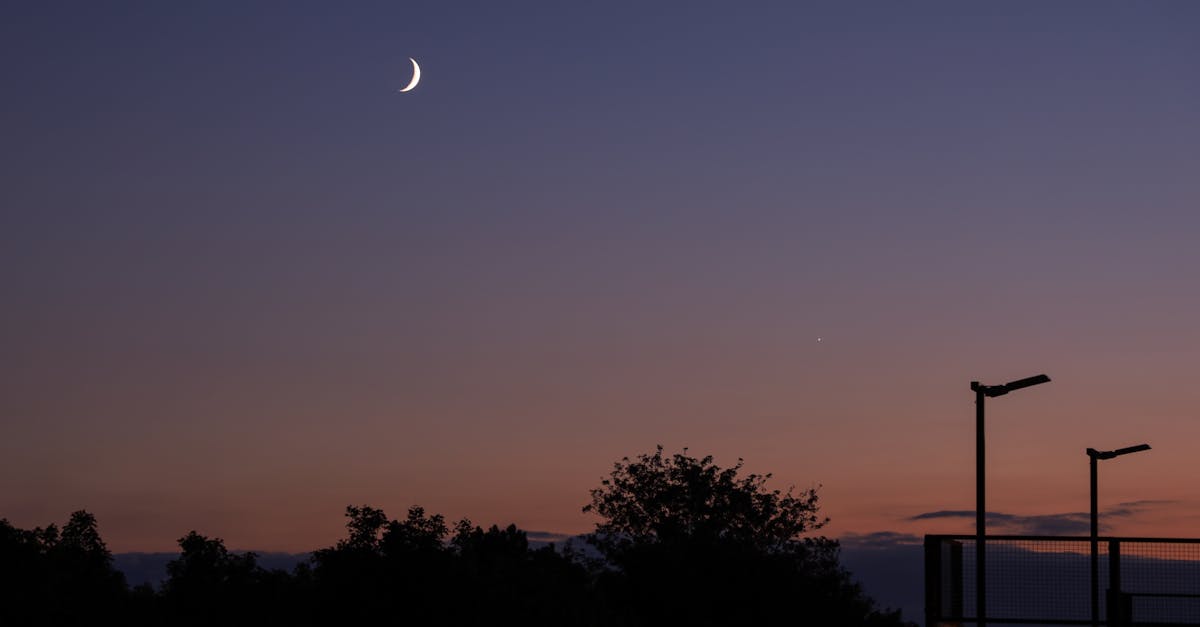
[925, 535, 1200, 627]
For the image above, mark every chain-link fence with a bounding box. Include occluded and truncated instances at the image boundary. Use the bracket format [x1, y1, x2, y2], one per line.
[925, 535, 1200, 627]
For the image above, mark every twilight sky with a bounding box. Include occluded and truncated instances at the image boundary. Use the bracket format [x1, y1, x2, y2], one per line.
[3, 2, 1200, 552]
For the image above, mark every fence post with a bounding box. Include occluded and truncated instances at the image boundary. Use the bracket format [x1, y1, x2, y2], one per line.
[949, 541, 963, 620]
[926, 536, 941, 627]
[1107, 540, 1121, 627]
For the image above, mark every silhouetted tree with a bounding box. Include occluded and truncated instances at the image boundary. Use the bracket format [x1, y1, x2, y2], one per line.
[161, 530, 295, 626]
[50, 511, 127, 622]
[310, 505, 456, 625]
[452, 521, 590, 625]
[0, 517, 55, 624]
[0, 511, 126, 626]
[343, 505, 388, 551]
[584, 446, 910, 626]
[309, 505, 591, 626]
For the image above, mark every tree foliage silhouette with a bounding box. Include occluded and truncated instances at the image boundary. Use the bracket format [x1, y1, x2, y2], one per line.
[451, 520, 590, 624]
[0, 448, 914, 626]
[586, 445, 828, 552]
[310, 505, 456, 623]
[584, 446, 907, 626]
[161, 531, 269, 625]
[0, 511, 126, 625]
[309, 504, 585, 625]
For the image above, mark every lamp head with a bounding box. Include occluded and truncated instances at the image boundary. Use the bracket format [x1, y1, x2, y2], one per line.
[972, 374, 1050, 398]
[1088, 443, 1151, 460]
[1113, 443, 1152, 457]
[1002, 374, 1051, 392]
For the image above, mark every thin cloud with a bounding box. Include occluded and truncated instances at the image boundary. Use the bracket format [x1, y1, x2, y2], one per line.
[908, 501, 1172, 535]
[524, 530, 576, 544]
[839, 531, 923, 549]
[907, 510, 1090, 534]
[1108, 500, 1180, 517]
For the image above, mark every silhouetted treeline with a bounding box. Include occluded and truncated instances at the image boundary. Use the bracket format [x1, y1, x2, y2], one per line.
[1, 448, 914, 626]
[0, 511, 127, 625]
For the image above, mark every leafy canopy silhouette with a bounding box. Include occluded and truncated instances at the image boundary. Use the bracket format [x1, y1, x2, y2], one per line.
[0, 448, 913, 626]
[582, 445, 905, 627]
[585, 444, 827, 554]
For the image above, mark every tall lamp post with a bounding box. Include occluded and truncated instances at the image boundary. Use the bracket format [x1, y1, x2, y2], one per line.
[1087, 444, 1151, 627]
[971, 374, 1050, 627]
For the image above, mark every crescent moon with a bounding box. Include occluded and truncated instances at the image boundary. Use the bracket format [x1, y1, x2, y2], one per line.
[399, 58, 421, 92]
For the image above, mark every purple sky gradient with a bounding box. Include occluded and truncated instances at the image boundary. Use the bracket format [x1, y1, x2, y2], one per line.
[3, 2, 1199, 551]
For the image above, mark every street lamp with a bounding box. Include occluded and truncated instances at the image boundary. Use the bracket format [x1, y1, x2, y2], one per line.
[1088, 443, 1151, 627]
[971, 374, 1050, 627]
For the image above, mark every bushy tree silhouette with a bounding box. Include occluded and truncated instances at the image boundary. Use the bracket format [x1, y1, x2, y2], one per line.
[0, 511, 126, 626]
[52, 511, 127, 622]
[307, 505, 592, 625]
[584, 446, 909, 626]
[310, 505, 455, 624]
[162, 531, 261, 624]
[0, 517, 58, 624]
[452, 521, 590, 624]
